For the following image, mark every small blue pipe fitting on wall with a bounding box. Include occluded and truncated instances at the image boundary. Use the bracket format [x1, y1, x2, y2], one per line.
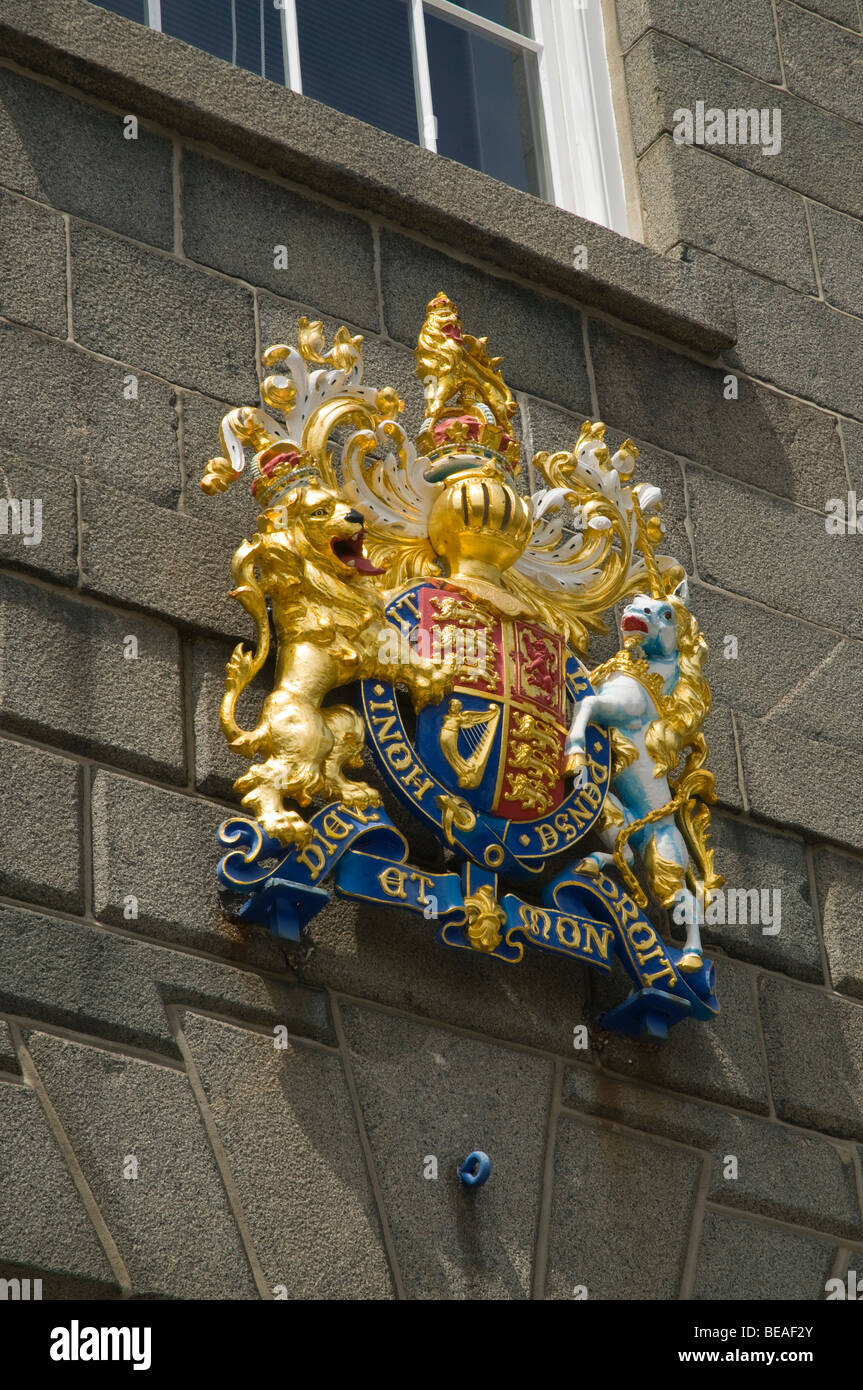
[458, 1151, 491, 1188]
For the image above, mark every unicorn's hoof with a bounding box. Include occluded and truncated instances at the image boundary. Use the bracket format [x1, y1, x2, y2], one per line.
[677, 951, 704, 973]
[576, 857, 600, 877]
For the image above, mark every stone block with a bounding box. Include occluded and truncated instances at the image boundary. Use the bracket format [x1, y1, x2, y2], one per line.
[181, 150, 379, 330]
[0, 1072, 117, 1288]
[588, 317, 848, 507]
[79, 478, 240, 639]
[688, 581, 838, 719]
[809, 203, 863, 320]
[546, 1112, 701, 1298]
[761, 638, 863, 755]
[0, 63, 173, 247]
[523, 397, 597, 459]
[0, 1019, 16, 1074]
[24, 1029, 258, 1299]
[563, 1064, 860, 1237]
[91, 769, 290, 971]
[593, 956, 770, 1113]
[759, 973, 863, 1140]
[704, 813, 822, 982]
[704, 703, 744, 813]
[615, 0, 782, 81]
[340, 1002, 552, 1298]
[70, 223, 258, 400]
[812, 847, 863, 999]
[720, 259, 863, 420]
[639, 138, 816, 294]
[0, 322, 181, 507]
[624, 30, 863, 220]
[0, 903, 328, 1058]
[686, 467, 863, 637]
[298, 893, 595, 1061]
[693, 1209, 836, 1299]
[786, 0, 859, 26]
[778, 2, 863, 126]
[0, 574, 186, 783]
[847, 1251, 863, 1296]
[0, 455, 78, 585]
[0, 738, 82, 913]
[735, 715, 863, 848]
[0, 188, 67, 334]
[179, 1009, 394, 1298]
[841, 418, 863, 491]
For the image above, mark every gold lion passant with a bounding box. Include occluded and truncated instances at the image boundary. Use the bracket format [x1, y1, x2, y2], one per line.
[220, 482, 450, 847]
[199, 321, 453, 848]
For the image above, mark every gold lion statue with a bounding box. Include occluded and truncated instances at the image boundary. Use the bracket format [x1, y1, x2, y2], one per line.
[219, 481, 451, 848]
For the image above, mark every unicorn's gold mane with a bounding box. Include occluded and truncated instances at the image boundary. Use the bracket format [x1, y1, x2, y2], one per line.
[644, 597, 711, 779]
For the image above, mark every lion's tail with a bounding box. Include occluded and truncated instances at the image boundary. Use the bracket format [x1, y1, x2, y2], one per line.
[220, 540, 270, 756]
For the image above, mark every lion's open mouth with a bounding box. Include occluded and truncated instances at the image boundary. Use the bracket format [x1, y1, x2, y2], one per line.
[331, 530, 385, 575]
[621, 613, 649, 635]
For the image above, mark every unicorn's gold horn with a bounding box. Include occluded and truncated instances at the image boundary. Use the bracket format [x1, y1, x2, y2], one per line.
[630, 493, 665, 599]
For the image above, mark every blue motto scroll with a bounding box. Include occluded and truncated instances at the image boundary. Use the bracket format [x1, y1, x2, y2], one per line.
[217, 801, 718, 1039]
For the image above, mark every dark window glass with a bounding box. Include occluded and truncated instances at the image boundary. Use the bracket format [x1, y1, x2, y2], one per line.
[263, 0, 287, 85]
[296, 0, 418, 143]
[426, 11, 543, 196]
[236, 0, 286, 83]
[160, 0, 284, 82]
[92, 0, 546, 202]
[236, 0, 264, 76]
[161, 0, 233, 62]
[451, 0, 533, 38]
[90, 0, 148, 21]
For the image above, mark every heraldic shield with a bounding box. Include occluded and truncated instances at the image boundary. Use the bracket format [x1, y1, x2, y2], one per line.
[201, 293, 724, 1040]
[364, 581, 611, 873]
[416, 590, 573, 821]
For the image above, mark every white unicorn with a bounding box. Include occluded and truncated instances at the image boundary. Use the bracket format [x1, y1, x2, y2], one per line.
[564, 578, 723, 972]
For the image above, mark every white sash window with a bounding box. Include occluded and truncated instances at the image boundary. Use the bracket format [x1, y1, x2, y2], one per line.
[94, 0, 628, 232]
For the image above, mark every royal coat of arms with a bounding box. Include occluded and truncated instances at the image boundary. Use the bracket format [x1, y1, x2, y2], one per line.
[202, 294, 722, 1038]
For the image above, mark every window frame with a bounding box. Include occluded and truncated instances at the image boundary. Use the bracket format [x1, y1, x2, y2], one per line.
[143, 0, 628, 234]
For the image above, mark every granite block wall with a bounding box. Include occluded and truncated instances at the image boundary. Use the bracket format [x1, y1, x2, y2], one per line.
[0, 0, 861, 1300]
